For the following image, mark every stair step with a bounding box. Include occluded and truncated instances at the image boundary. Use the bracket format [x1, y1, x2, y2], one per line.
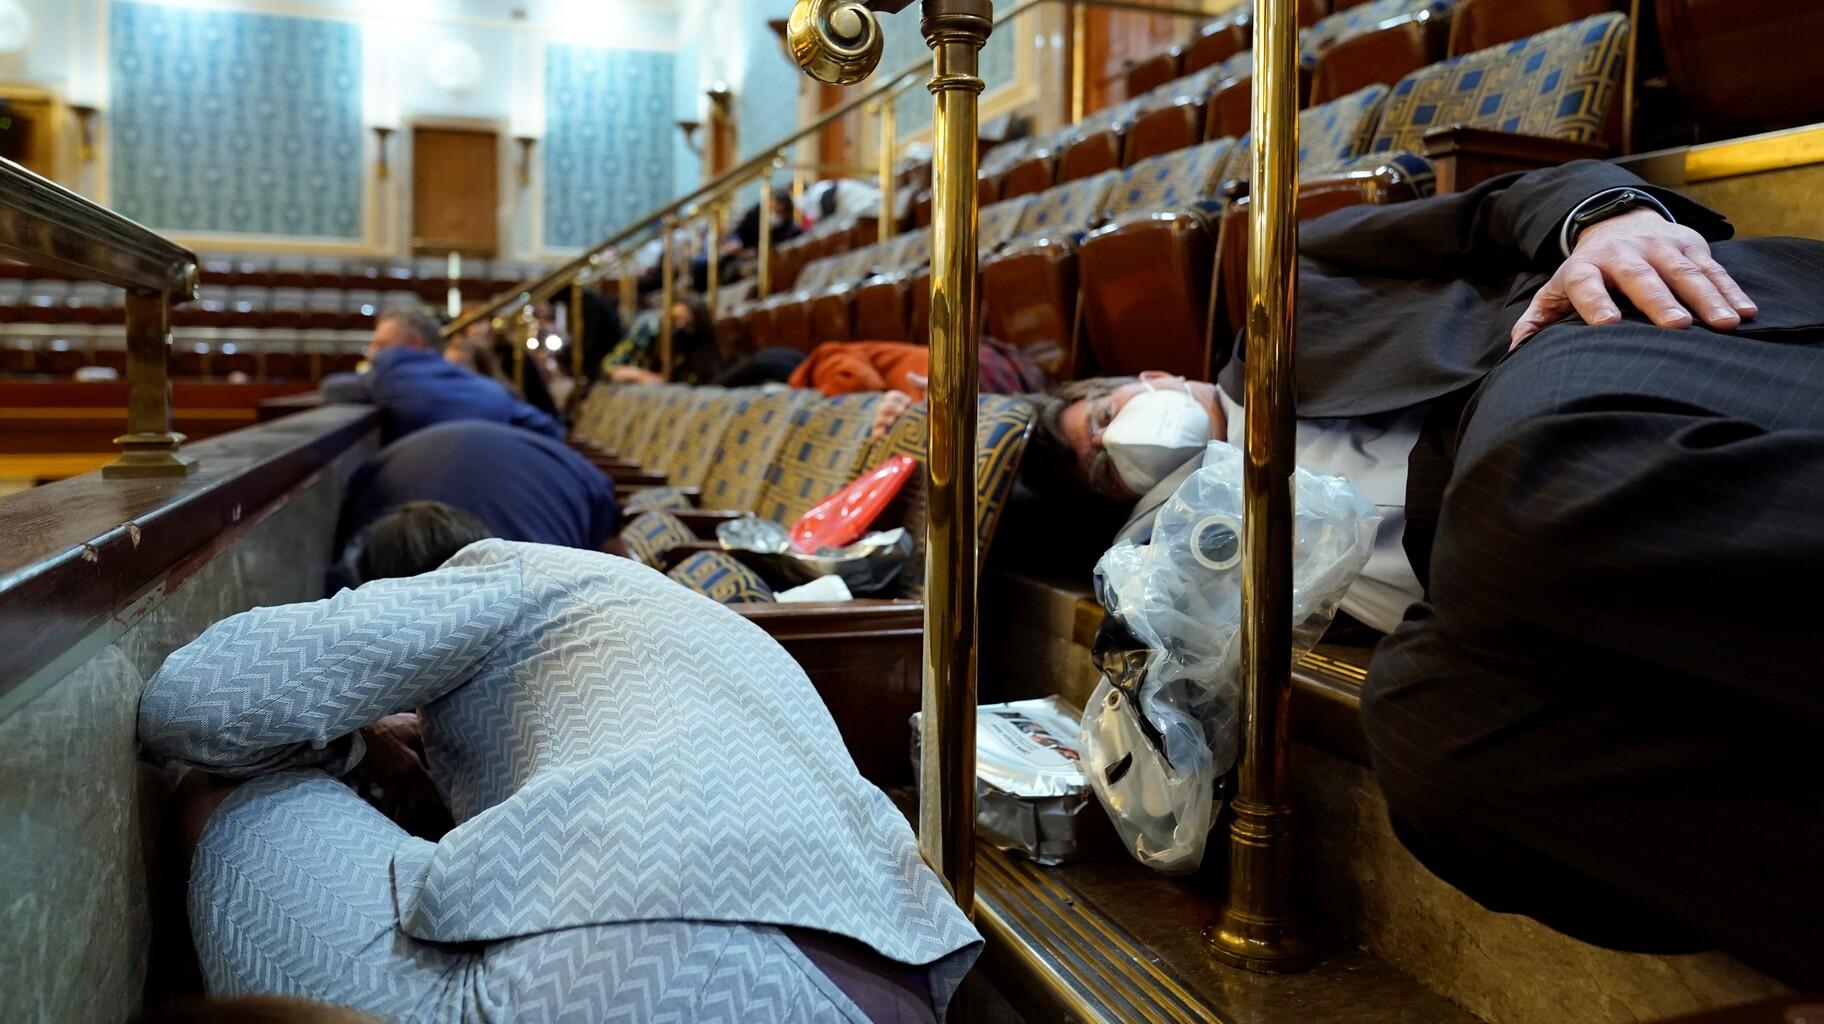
[973, 839, 1483, 1023]
[978, 567, 1786, 1023]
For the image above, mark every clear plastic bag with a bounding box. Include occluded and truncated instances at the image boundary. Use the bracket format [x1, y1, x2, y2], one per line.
[1081, 441, 1381, 874]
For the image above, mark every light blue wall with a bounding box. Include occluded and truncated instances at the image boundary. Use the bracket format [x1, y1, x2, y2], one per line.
[881, 0, 1020, 137]
[672, 35, 703, 199]
[108, 3, 365, 239]
[736, 1, 800, 169]
[542, 43, 675, 250]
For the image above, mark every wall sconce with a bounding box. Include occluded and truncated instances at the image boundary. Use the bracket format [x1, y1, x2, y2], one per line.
[68, 104, 100, 163]
[766, 18, 791, 61]
[706, 82, 733, 113]
[676, 120, 702, 156]
[371, 125, 395, 179]
[514, 135, 537, 186]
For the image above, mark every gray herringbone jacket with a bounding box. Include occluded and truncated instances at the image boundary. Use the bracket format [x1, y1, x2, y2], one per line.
[140, 541, 980, 989]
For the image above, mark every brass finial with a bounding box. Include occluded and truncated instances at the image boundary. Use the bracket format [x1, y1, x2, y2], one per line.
[787, 0, 885, 85]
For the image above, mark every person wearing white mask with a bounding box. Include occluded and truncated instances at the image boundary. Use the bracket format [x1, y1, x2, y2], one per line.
[1031, 371, 1424, 635]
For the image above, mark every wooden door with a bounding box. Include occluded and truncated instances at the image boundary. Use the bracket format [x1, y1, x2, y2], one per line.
[0, 97, 59, 180]
[1086, 4, 1192, 111]
[412, 126, 499, 257]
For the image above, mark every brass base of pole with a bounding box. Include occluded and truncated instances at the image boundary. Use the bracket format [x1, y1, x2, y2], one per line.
[103, 432, 197, 479]
[1203, 798, 1312, 974]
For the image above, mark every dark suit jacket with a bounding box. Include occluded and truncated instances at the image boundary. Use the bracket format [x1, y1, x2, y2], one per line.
[1210, 159, 1824, 589]
[1216, 160, 1734, 418]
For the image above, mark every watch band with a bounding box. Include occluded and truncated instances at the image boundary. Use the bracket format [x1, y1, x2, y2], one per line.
[1559, 187, 1676, 258]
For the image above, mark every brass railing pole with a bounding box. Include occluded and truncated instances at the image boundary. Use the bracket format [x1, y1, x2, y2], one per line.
[1205, 0, 1310, 974]
[878, 97, 897, 244]
[513, 304, 534, 390]
[568, 274, 586, 382]
[759, 161, 777, 298]
[1070, 0, 1088, 122]
[918, 0, 991, 915]
[707, 201, 724, 316]
[105, 285, 198, 479]
[659, 214, 678, 378]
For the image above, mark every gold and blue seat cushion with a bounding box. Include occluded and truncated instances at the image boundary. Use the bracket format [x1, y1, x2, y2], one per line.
[1369, 12, 1630, 153]
[667, 550, 775, 605]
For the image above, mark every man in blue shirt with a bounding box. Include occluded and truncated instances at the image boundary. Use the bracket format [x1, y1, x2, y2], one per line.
[335, 420, 620, 583]
[323, 308, 563, 442]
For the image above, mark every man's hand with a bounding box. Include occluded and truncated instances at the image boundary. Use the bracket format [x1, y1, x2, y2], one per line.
[1511, 208, 1758, 349]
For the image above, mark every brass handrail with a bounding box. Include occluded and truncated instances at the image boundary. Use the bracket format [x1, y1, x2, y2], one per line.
[0, 158, 200, 478]
[444, 0, 1215, 340]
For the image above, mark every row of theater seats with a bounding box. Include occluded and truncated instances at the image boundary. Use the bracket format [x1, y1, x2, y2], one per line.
[0, 254, 551, 294]
[0, 279, 427, 331]
[717, 11, 1630, 381]
[0, 342, 363, 380]
[566, 382, 1035, 606]
[0, 254, 552, 335]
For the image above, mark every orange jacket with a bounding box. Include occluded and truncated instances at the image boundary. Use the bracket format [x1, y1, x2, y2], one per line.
[789, 341, 932, 398]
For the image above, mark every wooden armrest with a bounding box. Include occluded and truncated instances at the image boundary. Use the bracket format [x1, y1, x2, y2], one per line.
[737, 598, 925, 783]
[618, 483, 699, 504]
[603, 466, 667, 487]
[670, 508, 748, 537]
[1420, 125, 1609, 193]
[657, 540, 720, 571]
[736, 599, 924, 639]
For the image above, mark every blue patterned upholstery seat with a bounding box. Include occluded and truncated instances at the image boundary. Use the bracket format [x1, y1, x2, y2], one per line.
[588, 383, 666, 457]
[669, 396, 1035, 605]
[626, 385, 708, 471]
[1105, 137, 1240, 219]
[1301, 0, 1456, 67]
[666, 550, 776, 604]
[1007, 170, 1122, 245]
[623, 387, 816, 548]
[753, 393, 884, 526]
[1369, 12, 1630, 155]
[1228, 84, 1393, 183]
[978, 195, 1034, 258]
[620, 509, 698, 567]
[622, 388, 761, 514]
[858, 395, 1036, 599]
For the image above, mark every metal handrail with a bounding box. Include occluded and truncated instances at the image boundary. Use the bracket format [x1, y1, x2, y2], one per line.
[0, 158, 200, 478]
[0, 158, 196, 297]
[444, 0, 1218, 339]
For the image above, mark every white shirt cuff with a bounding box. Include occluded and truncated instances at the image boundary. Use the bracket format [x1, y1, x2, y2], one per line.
[1559, 187, 1676, 259]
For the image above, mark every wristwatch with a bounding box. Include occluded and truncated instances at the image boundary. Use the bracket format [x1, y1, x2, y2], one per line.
[1560, 187, 1675, 256]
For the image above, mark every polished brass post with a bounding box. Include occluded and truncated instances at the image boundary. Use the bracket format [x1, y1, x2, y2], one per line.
[1070, 0, 1088, 122]
[104, 283, 198, 479]
[513, 304, 535, 390]
[759, 161, 778, 297]
[877, 97, 897, 244]
[568, 273, 586, 382]
[782, 0, 990, 912]
[660, 214, 678, 379]
[707, 201, 725, 316]
[1205, 0, 1311, 974]
[918, 0, 991, 915]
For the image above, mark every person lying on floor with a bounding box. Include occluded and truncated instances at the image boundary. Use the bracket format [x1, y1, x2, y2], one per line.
[322, 307, 564, 443]
[141, 503, 981, 1023]
[1026, 159, 1824, 986]
[332, 421, 622, 588]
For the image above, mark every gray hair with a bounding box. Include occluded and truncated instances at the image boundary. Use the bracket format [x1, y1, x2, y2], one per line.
[376, 307, 445, 349]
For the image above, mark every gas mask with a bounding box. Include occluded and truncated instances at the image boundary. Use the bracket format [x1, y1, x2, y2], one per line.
[1100, 384, 1213, 495]
[1080, 441, 1381, 874]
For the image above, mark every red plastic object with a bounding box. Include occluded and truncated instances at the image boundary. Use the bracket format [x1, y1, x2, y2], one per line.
[789, 454, 918, 553]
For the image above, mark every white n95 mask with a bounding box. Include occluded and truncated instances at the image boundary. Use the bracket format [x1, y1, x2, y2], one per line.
[1101, 386, 1212, 494]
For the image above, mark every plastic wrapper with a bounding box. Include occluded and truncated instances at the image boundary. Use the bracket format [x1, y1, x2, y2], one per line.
[1082, 441, 1380, 874]
[717, 516, 913, 594]
[911, 696, 1115, 865]
[789, 455, 918, 553]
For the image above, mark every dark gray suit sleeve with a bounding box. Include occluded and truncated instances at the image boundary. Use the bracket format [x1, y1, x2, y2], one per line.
[320, 372, 374, 404]
[1299, 161, 1734, 277]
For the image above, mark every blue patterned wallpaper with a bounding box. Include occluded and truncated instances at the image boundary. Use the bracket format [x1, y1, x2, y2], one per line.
[109, 3, 364, 239]
[543, 44, 675, 250]
[734, 2, 800, 207]
[881, 0, 1019, 137]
